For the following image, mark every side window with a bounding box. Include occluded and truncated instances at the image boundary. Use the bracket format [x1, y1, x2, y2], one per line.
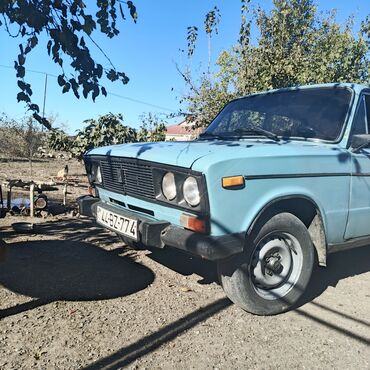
[365, 95, 370, 132]
[351, 97, 367, 137]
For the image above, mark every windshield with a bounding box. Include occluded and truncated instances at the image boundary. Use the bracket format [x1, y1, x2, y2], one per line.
[204, 87, 352, 141]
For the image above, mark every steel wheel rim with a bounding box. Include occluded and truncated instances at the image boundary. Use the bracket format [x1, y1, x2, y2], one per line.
[250, 231, 303, 300]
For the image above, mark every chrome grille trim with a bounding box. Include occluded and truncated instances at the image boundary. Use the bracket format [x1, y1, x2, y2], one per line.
[100, 158, 155, 199]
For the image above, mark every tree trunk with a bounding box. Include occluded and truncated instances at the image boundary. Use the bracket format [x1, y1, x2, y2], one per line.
[29, 159, 33, 177]
[29, 149, 33, 177]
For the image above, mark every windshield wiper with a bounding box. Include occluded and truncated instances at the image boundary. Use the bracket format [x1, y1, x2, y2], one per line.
[232, 127, 280, 142]
[198, 132, 228, 140]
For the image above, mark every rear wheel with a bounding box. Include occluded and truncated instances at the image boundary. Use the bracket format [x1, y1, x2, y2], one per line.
[218, 212, 314, 315]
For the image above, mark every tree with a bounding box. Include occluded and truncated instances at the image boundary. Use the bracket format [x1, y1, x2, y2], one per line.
[180, 0, 370, 129]
[0, 114, 45, 175]
[48, 128, 73, 152]
[204, 6, 221, 73]
[0, 0, 137, 129]
[49, 112, 168, 159]
[137, 112, 167, 142]
[70, 113, 137, 159]
[235, 0, 369, 94]
[179, 72, 235, 130]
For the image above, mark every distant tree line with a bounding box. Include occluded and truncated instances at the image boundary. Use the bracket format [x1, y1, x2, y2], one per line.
[0, 112, 167, 165]
[48, 112, 167, 160]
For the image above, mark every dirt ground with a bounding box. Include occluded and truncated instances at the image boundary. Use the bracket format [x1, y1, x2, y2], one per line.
[0, 159, 369, 369]
[0, 156, 87, 205]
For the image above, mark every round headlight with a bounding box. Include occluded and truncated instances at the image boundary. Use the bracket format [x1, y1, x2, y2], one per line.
[162, 172, 177, 200]
[183, 176, 200, 207]
[91, 164, 102, 184]
[95, 165, 102, 184]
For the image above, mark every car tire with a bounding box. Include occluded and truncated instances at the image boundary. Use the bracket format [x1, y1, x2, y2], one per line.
[218, 212, 314, 315]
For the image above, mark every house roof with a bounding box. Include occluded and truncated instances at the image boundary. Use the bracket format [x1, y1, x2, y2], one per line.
[166, 123, 194, 136]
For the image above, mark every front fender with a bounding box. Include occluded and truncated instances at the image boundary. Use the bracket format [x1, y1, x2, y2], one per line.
[209, 177, 349, 245]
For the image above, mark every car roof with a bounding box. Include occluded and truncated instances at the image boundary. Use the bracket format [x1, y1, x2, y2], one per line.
[238, 83, 369, 100]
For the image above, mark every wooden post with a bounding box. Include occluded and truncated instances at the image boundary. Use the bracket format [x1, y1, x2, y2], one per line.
[6, 186, 11, 210]
[63, 183, 68, 206]
[30, 183, 35, 217]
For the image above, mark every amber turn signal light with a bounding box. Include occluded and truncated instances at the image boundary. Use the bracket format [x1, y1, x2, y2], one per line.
[222, 175, 245, 189]
[88, 186, 98, 197]
[180, 214, 207, 234]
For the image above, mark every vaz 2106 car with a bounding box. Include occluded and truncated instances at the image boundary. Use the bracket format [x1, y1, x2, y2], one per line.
[79, 83, 370, 315]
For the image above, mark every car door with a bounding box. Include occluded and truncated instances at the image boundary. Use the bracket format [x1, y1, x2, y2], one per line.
[344, 93, 370, 239]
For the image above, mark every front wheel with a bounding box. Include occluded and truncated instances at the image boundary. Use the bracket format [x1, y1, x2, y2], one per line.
[218, 212, 314, 315]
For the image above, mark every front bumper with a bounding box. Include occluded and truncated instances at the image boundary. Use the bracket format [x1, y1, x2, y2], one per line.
[77, 196, 244, 261]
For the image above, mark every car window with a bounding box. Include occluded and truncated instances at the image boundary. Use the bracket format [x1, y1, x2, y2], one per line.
[265, 114, 303, 137]
[206, 87, 352, 141]
[351, 97, 367, 137]
[365, 95, 370, 132]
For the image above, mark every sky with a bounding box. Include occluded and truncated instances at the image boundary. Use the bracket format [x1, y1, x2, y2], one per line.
[0, 0, 368, 134]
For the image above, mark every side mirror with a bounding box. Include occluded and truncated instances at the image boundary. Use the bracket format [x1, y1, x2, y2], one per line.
[351, 134, 370, 153]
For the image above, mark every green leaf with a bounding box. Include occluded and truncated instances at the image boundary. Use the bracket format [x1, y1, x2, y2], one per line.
[47, 40, 52, 55]
[16, 66, 25, 78]
[106, 69, 118, 81]
[17, 92, 30, 103]
[30, 36, 38, 48]
[127, 1, 138, 23]
[92, 85, 99, 101]
[57, 75, 65, 87]
[96, 64, 103, 78]
[29, 103, 40, 113]
[18, 54, 25, 65]
[83, 15, 96, 35]
[17, 80, 31, 95]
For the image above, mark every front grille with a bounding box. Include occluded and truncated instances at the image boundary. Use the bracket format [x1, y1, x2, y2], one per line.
[100, 158, 155, 199]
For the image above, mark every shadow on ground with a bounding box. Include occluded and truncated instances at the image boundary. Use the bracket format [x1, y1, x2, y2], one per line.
[1, 213, 369, 367]
[148, 242, 370, 303]
[0, 217, 116, 246]
[0, 239, 154, 319]
[297, 245, 370, 307]
[82, 246, 370, 369]
[82, 297, 232, 370]
[148, 247, 218, 284]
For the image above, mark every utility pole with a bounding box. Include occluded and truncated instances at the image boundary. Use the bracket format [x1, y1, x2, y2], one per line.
[41, 73, 48, 131]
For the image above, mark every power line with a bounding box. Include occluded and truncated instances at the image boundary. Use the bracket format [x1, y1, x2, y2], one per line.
[0, 64, 178, 113]
[0, 64, 58, 78]
[105, 91, 177, 112]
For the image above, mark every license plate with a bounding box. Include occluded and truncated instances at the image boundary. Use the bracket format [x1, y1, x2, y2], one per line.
[96, 206, 138, 240]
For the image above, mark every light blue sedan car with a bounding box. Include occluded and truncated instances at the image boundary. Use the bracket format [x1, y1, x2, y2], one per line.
[79, 83, 370, 315]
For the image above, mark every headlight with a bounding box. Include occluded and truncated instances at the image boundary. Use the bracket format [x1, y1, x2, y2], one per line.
[90, 163, 102, 184]
[183, 176, 200, 207]
[95, 165, 102, 184]
[162, 172, 177, 200]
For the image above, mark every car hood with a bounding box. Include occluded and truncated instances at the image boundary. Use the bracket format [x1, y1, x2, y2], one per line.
[87, 139, 343, 171]
[87, 140, 219, 168]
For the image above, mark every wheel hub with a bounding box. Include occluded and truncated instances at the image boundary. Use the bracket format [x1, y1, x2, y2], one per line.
[252, 237, 293, 289]
[265, 254, 283, 275]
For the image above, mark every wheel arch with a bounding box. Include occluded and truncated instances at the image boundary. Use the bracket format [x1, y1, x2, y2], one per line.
[246, 195, 328, 266]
